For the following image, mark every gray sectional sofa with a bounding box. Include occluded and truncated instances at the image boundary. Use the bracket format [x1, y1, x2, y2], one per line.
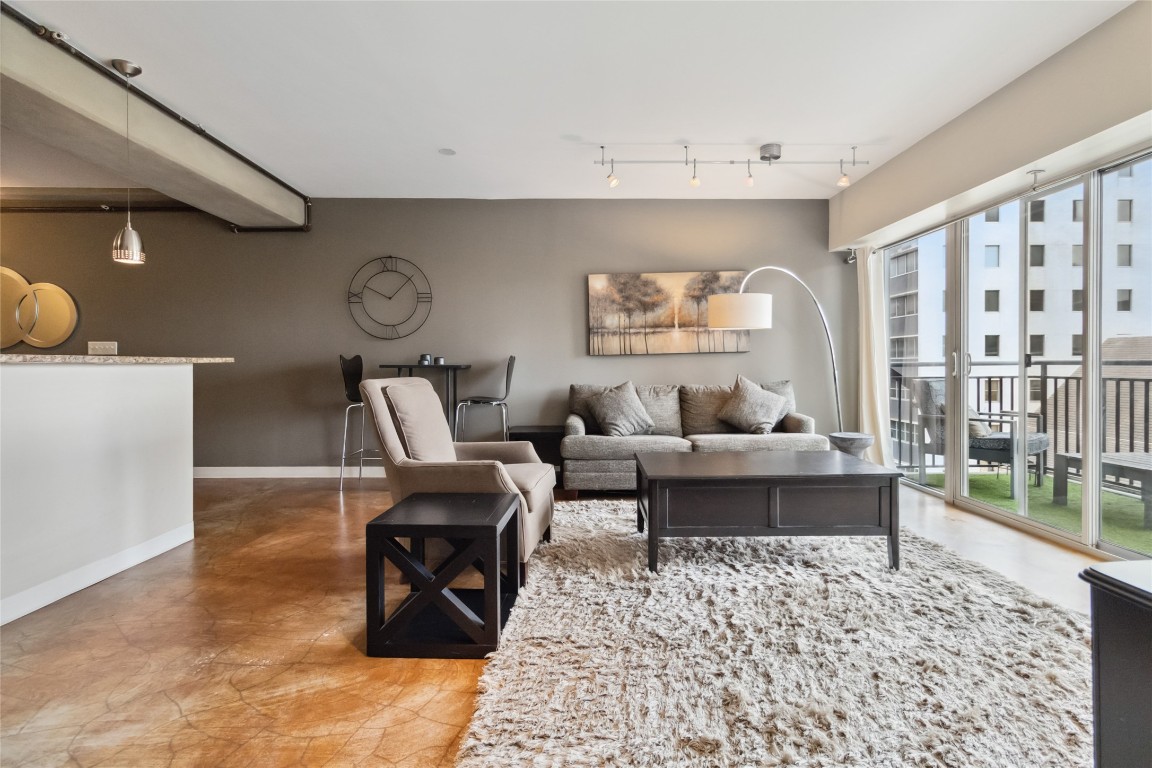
[561, 379, 831, 491]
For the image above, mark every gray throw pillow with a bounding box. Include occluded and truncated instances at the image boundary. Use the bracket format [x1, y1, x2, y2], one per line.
[718, 375, 787, 434]
[588, 381, 655, 437]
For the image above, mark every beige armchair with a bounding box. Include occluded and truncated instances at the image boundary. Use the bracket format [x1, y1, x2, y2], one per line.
[360, 377, 555, 564]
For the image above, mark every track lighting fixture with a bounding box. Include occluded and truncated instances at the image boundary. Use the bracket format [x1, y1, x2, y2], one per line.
[594, 143, 867, 189]
[111, 58, 145, 264]
[836, 146, 858, 188]
[602, 146, 619, 188]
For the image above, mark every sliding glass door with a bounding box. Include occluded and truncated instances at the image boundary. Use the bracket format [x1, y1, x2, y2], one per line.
[886, 150, 1151, 559]
[1097, 155, 1151, 557]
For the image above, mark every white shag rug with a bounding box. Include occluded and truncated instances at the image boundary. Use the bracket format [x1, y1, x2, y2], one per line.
[455, 499, 1092, 768]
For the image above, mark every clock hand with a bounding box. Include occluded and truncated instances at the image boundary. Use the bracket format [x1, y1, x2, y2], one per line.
[383, 275, 414, 300]
[364, 284, 392, 300]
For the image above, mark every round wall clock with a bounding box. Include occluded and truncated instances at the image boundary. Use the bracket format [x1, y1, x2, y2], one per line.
[347, 256, 432, 339]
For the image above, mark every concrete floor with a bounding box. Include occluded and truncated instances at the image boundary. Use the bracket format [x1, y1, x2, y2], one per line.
[0, 479, 1105, 766]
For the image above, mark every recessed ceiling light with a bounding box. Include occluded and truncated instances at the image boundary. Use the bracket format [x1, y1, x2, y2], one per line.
[438, 148, 456, 156]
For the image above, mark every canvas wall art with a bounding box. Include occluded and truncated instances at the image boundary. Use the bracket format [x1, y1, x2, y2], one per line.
[588, 271, 750, 356]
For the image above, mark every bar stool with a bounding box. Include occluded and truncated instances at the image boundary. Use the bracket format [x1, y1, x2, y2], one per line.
[454, 355, 515, 441]
[340, 354, 380, 490]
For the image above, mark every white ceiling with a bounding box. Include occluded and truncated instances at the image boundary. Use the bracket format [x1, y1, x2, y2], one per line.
[0, 0, 1134, 200]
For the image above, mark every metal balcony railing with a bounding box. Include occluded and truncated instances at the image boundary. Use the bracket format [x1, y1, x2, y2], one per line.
[889, 359, 1151, 494]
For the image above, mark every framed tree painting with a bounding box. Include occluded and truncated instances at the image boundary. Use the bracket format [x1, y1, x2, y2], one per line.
[588, 271, 750, 356]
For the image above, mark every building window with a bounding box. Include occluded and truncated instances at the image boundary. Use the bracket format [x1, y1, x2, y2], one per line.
[1029, 200, 1045, 222]
[1072, 244, 1083, 266]
[1029, 244, 1045, 266]
[1072, 289, 1084, 311]
[1118, 199, 1133, 222]
[1118, 165, 1133, 178]
[984, 245, 1000, 267]
[1118, 289, 1132, 312]
[890, 293, 918, 317]
[984, 379, 1001, 404]
[1118, 244, 1133, 266]
[1029, 334, 1045, 356]
[890, 336, 918, 359]
[1072, 334, 1084, 356]
[985, 335, 1000, 357]
[1029, 289, 1045, 311]
[985, 207, 1000, 222]
[1072, 199, 1084, 222]
[985, 290, 1000, 312]
[1029, 379, 1043, 403]
[889, 250, 918, 277]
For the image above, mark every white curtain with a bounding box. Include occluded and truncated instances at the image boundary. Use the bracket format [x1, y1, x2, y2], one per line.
[855, 246, 896, 467]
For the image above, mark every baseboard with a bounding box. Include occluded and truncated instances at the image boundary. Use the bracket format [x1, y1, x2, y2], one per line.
[193, 466, 387, 479]
[0, 523, 194, 625]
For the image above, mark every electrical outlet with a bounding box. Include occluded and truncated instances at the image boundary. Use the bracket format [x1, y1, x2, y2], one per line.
[88, 341, 118, 355]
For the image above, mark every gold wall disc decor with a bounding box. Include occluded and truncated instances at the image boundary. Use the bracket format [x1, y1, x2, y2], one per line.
[0, 267, 78, 349]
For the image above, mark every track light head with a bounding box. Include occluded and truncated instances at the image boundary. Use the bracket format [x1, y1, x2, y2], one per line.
[744, 159, 755, 187]
[689, 159, 700, 188]
[607, 158, 619, 188]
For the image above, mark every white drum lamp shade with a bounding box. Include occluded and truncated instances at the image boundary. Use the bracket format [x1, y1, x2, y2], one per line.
[707, 292, 773, 330]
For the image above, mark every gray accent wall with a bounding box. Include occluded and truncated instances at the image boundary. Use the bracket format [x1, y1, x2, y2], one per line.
[0, 198, 856, 467]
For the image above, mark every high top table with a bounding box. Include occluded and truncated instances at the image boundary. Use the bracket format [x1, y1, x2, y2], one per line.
[379, 362, 471, 433]
[636, 450, 901, 573]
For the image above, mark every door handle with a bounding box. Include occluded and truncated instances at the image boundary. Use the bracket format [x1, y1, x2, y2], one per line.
[951, 352, 959, 378]
[964, 353, 972, 376]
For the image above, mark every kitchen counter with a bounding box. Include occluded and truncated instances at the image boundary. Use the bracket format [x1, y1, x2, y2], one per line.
[1, 356, 232, 623]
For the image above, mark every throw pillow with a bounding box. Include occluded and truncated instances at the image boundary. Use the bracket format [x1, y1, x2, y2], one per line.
[968, 407, 992, 438]
[588, 381, 655, 437]
[718, 375, 787, 434]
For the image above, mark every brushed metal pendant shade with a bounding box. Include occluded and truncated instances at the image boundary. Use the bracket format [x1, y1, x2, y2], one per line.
[111, 58, 145, 264]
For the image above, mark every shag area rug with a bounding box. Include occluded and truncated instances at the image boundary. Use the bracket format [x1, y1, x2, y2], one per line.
[455, 499, 1092, 768]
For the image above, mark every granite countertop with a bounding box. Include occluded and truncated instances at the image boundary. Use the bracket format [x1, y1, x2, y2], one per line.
[0, 355, 234, 365]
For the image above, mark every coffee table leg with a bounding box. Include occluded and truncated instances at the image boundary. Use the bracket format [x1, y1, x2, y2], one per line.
[888, 533, 900, 570]
[648, 481, 660, 572]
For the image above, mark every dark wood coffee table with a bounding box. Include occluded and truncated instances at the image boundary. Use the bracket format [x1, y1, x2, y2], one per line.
[636, 451, 901, 572]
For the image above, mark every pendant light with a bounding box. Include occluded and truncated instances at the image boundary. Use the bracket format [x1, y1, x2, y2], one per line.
[111, 58, 145, 265]
[744, 159, 755, 188]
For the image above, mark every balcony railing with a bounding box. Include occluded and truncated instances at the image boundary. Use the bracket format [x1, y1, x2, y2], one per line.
[889, 359, 1151, 494]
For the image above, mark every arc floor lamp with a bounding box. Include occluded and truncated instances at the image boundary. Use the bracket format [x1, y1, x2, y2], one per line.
[707, 266, 843, 432]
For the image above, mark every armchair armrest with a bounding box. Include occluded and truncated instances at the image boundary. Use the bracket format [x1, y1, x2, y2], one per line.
[779, 412, 815, 434]
[565, 413, 587, 437]
[390, 458, 520, 498]
[454, 441, 541, 464]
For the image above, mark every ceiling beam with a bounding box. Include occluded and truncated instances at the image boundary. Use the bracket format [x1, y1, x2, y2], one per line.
[0, 8, 310, 229]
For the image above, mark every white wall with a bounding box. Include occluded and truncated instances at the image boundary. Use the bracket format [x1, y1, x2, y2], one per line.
[830, 0, 1152, 250]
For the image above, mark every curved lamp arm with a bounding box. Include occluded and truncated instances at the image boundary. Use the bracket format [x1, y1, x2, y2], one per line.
[720, 265, 843, 432]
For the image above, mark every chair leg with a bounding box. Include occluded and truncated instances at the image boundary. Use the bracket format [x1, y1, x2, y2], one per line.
[499, 402, 508, 441]
[340, 403, 358, 491]
[454, 402, 467, 441]
[358, 405, 367, 482]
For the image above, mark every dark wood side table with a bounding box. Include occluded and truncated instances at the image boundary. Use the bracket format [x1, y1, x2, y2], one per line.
[508, 424, 564, 479]
[1078, 560, 1152, 767]
[366, 493, 520, 658]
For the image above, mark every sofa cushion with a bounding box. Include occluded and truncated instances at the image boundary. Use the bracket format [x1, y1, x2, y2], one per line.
[569, 384, 611, 434]
[382, 381, 456, 461]
[718, 375, 787, 434]
[680, 384, 739, 435]
[588, 381, 654, 437]
[561, 434, 692, 460]
[688, 433, 831, 452]
[761, 379, 797, 414]
[636, 384, 683, 437]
